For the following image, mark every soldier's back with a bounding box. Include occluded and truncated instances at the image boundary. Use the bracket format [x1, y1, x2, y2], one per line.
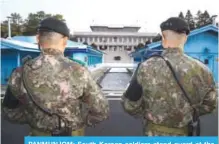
[137, 48, 214, 135]
[22, 51, 88, 132]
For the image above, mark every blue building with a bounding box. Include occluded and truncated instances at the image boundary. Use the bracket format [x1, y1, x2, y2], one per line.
[130, 24, 218, 83]
[1, 37, 103, 85]
[12, 36, 104, 66]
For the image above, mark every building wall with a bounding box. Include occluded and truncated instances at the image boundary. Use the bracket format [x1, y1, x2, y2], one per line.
[74, 28, 156, 63]
[131, 31, 218, 82]
[1, 48, 103, 85]
[184, 32, 218, 82]
[88, 54, 102, 66]
[1, 50, 18, 85]
[71, 53, 88, 66]
[1, 50, 39, 85]
[103, 49, 133, 63]
[71, 52, 103, 66]
[76, 35, 153, 52]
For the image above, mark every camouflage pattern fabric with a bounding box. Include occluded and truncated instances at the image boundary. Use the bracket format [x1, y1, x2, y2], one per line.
[2, 48, 109, 133]
[122, 48, 217, 136]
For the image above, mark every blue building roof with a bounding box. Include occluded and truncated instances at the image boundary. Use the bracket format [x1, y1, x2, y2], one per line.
[1, 37, 104, 55]
[12, 36, 88, 49]
[130, 24, 218, 57]
[1, 38, 40, 52]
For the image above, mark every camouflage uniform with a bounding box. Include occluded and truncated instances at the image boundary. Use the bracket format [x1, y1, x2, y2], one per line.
[3, 48, 109, 135]
[122, 48, 217, 136]
[122, 17, 216, 136]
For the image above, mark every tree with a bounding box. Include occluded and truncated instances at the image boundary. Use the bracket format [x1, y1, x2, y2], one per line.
[23, 11, 50, 35]
[1, 13, 24, 37]
[134, 43, 145, 51]
[83, 41, 88, 45]
[202, 10, 212, 25]
[1, 21, 9, 38]
[178, 12, 185, 19]
[1, 11, 66, 37]
[195, 10, 212, 28]
[10, 13, 23, 25]
[185, 10, 196, 30]
[10, 13, 24, 36]
[195, 10, 204, 27]
[137, 43, 145, 48]
[53, 14, 65, 22]
[152, 33, 162, 42]
[91, 43, 97, 49]
[23, 11, 65, 35]
[145, 40, 151, 47]
[70, 35, 78, 42]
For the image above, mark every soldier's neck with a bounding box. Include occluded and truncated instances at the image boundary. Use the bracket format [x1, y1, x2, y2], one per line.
[40, 44, 64, 52]
[165, 47, 184, 52]
[41, 48, 64, 56]
[163, 47, 184, 56]
[164, 43, 184, 52]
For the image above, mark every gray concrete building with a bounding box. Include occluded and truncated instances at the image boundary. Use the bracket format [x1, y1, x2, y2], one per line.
[73, 25, 157, 63]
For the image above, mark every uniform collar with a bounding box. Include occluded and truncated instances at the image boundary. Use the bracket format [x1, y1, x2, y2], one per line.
[162, 48, 183, 56]
[41, 48, 64, 56]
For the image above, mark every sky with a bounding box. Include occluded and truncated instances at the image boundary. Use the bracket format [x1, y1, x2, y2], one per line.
[0, 0, 219, 34]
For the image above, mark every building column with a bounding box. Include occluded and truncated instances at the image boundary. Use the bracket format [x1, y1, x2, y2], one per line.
[17, 51, 20, 66]
[102, 54, 105, 63]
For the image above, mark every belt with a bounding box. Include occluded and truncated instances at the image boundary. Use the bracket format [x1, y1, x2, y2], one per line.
[147, 121, 188, 135]
[30, 127, 85, 136]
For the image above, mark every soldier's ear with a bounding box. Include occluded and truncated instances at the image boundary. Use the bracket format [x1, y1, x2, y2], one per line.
[36, 34, 40, 44]
[184, 35, 188, 43]
[161, 34, 166, 48]
[63, 36, 68, 47]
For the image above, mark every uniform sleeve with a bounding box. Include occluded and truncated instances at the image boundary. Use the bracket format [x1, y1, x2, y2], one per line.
[121, 63, 145, 116]
[199, 71, 217, 115]
[2, 68, 27, 124]
[81, 69, 109, 126]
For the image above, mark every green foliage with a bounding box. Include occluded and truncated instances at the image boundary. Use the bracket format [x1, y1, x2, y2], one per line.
[152, 33, 162, 42]
[185, 10, 196, 30]
[134, 43, 145, 52]
[178, 12, 185, 19]
[178, 10, 215, 30]
[1, 11, 65, 37]
[91, 43, 97, 49]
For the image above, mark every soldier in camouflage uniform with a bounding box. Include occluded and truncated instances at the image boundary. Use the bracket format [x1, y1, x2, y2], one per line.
[122, 17, 217, 136]
[2, 17, 109, 136]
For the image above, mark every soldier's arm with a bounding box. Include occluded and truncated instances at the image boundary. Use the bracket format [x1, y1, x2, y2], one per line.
[81, 68, 109, 126]
[199, 71, 217, 115]
[121, 63, 145, 116]
[2, 68, 27, 124]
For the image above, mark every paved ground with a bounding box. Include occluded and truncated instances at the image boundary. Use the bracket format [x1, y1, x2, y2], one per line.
[1, 100, 218, 144]
[1, 70, 218, 144]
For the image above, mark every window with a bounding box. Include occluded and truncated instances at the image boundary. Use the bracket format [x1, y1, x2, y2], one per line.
[113, 37, 117, 42]
[119, 37, 122, 42]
